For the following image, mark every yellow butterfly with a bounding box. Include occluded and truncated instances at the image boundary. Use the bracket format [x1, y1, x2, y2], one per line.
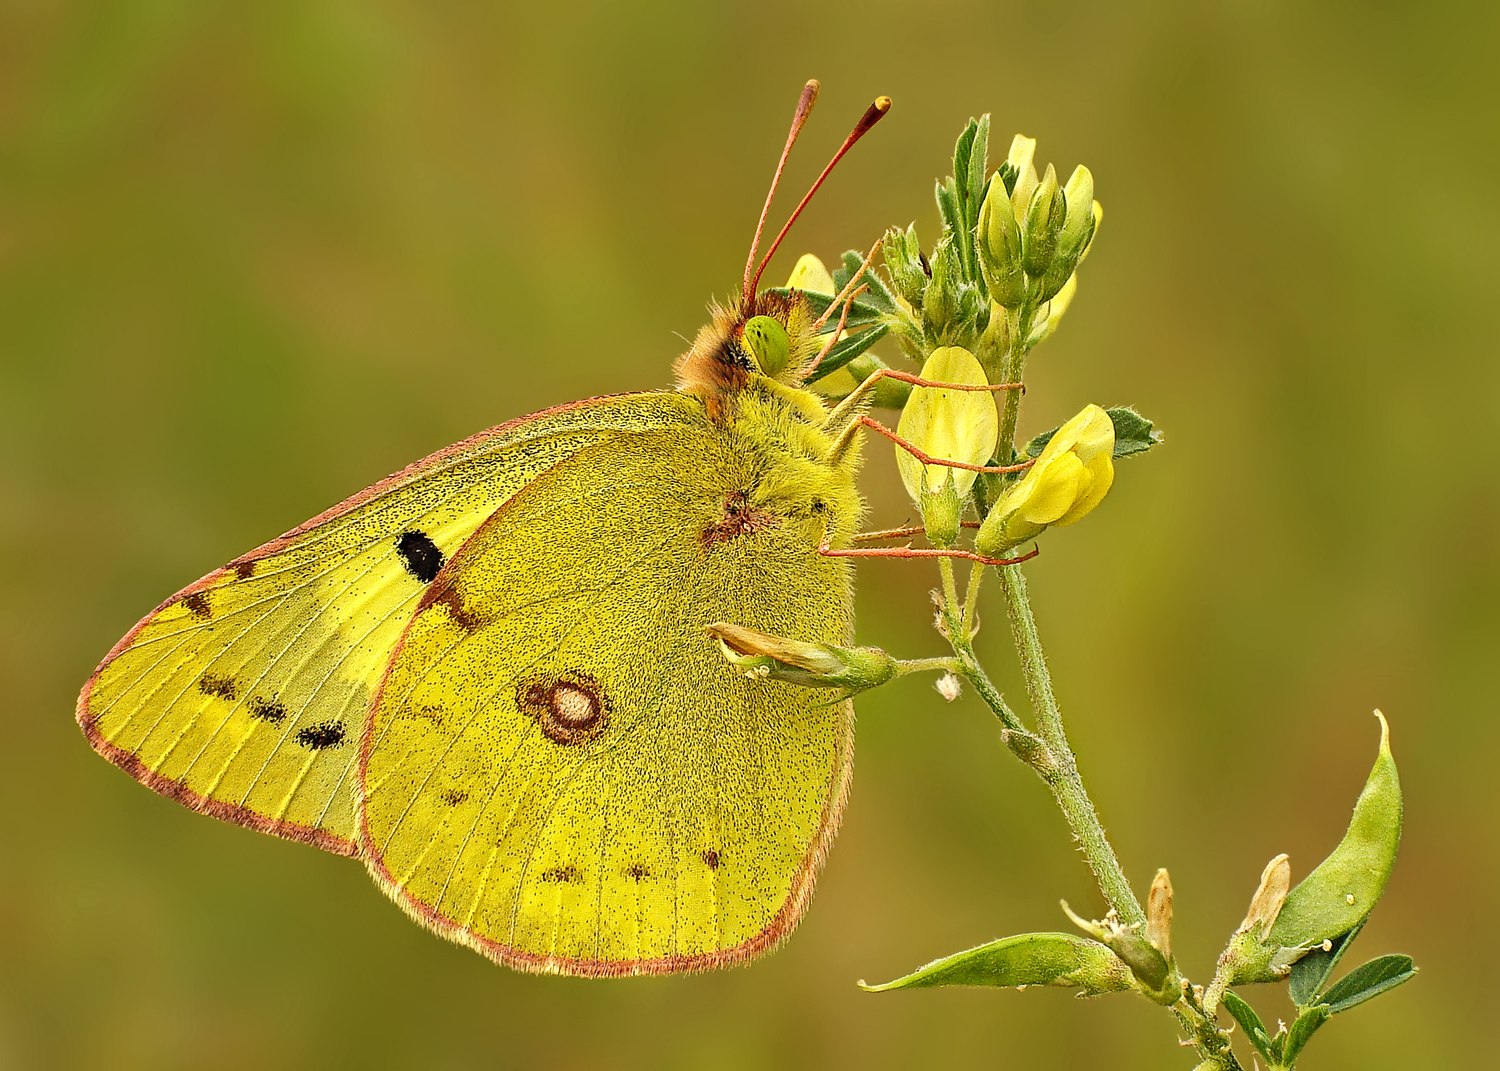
[78, 82, 895, 975]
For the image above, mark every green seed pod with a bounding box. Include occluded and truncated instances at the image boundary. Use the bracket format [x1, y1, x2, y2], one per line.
[859, 932, 1134, 995]
[1212, 714, 1402, 993]
[741, 315, 791, 377]
[1269, 712, 1403, 949]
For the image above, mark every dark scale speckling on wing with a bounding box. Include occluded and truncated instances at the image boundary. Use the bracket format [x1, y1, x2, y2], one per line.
[249, 696, 287, 724]
[198, 674, 237, 700]
[295, 720, 346, 750]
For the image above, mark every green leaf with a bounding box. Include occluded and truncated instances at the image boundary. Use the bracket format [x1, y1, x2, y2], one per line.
[1104, 406, 1162, 456]
[860, 932, 1134, 995]
[935, 177, 961, 237]
[946, 116, 989, 284]
[1320, 954, 1417, 1014]
[1220, 992, 1278, 1064]
[1280, 1003, 1332, 1065]
[835, 249, 896, 313]
[809, 322, 890, 380]
[952, 119, 978, 214]
[1024, 406, 1163, 460]
[1288, 919, 1365, 1007]
[997, 158, 1019, 196]
[965, 116, 990, 223]
[769, 288, 886, 329]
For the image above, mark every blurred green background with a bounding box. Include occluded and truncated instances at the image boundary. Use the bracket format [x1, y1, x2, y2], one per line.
[4, 2, 1495, 1068]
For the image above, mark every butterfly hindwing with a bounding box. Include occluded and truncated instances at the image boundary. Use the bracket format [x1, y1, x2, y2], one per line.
[77, 394, 700, 854]
[360, 424, 856, 974]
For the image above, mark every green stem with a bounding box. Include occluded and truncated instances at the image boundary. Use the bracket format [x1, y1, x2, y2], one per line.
[957, 295, 1242, 1067]
[894, 656, 963, 677]
[951, 645, 1027, 737]
[938, 556, 962, 621]
[1174, 1004, 1245, 1071]
[960, 561, 985, 638]
[994, 305, 1032, 464]
[980, 565, 1242, 1067]
[995, 563, 1145, 928]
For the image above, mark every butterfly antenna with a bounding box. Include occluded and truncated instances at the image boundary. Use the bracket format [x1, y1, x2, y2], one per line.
[746, 94, 892, 302]
[742, 79, 821, 308]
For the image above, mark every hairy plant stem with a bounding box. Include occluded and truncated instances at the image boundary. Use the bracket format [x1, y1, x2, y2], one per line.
[993, 563, 1145, 927]
[963, 564, 1241, 1069]
[894, 656, 963, 677]
[994, 306, 1032, 465]
[950, 312, 1243, 1067]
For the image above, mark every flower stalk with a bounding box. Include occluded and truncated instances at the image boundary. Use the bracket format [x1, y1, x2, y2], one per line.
[807, 114, 1403, 1070]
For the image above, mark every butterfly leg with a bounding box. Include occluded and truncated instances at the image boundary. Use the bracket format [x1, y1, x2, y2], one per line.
[810, 236, 884, 332]
[823, 370, 1023, 460]
[809, 281, 869, 370]
[813, 514, 1038, 568]
[862, 414, 1034, 475]
[818, 541, 1038, 567]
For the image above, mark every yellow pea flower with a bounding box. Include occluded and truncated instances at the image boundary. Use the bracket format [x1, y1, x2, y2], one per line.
[896, 346, 999, 547]
[786, 251, 836, 294]
[977, 403, 1114, 554]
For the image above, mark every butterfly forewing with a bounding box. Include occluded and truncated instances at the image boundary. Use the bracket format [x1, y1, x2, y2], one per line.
[360, 425, 856, 974]
[78, 394, 698, 853]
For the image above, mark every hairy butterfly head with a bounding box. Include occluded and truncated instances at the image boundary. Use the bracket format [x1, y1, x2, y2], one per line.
[674, 289, 820, 398]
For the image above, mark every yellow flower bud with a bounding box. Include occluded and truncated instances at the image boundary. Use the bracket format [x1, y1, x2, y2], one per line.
[977, 171, 1027, 307]
[1005, 134, 1039, 219]
[977, 403, 1114, 554]
[1029, 274, 1078, 347]
[1036, 165, 1099, 302]
[1021, 163, 1065, 278]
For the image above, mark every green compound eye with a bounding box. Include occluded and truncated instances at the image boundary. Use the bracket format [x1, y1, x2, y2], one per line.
[741, 315, 791, 377]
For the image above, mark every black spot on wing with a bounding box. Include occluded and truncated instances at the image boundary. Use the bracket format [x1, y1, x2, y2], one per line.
[295, 720, 346, 750]
[396, 530, 445, 583]
[439, 788, 469, 806]
[249, 696, 287, 724]
[540, 865, 582, 884]
[626, 864, 652, 882]
[700, 849, 721, 870]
